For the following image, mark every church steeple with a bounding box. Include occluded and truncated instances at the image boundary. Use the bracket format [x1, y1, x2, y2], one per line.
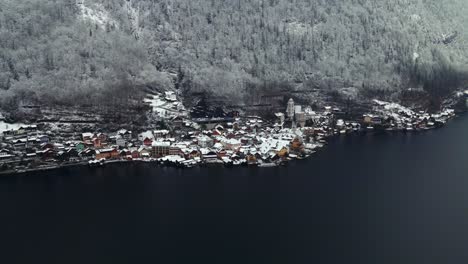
[286, 98, 295, 120]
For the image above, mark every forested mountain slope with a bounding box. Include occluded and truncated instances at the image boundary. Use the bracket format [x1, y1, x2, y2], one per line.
[0, 0, 467, 109]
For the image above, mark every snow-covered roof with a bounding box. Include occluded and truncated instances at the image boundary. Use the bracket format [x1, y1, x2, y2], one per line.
[154, 130, 170, 135]
[82, 132, 94, 138]
[152, 141, 170, 147]
[139, 131, 154, 141]
[96, 148, 115, 154]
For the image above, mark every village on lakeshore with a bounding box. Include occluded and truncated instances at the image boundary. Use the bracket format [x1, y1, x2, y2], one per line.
[0, 90, 462, 174]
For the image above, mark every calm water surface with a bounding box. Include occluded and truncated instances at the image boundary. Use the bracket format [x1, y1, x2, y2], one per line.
[1, 115, 468, 263]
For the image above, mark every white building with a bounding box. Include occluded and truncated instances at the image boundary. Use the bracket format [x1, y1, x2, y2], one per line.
[275, 113, 285, 124]
[221, 138, 241, 151]
[296, 112, 306, 128]
[294, 105, 302, 114]
[154, 130, 170, 138]
[197, 135, 214, 148]
[116, 137, 127, 147]
[165, 91, 177, 101]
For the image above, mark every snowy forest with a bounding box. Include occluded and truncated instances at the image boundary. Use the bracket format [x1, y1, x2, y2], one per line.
[0, 0, 467, 109]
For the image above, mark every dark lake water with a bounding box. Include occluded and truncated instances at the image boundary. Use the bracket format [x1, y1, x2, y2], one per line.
[2, 115, 468, 264]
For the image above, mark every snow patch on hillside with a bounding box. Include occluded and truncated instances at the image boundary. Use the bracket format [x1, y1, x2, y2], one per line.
[77, 1, 118, 29]
[410, 14, 421, 21]
[124, 1, 141, 39]
[283, 20, 310, 36]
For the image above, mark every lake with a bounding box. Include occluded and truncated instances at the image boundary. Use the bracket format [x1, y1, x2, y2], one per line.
[1, 115, 468, 264]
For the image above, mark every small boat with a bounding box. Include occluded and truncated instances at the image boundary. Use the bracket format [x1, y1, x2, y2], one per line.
[289, 154, 298, 159]
[258, 163, 277, 168]
[233, 160, 244, 166]
[297, 154, 312, 160]
[88, 159, 104, 167]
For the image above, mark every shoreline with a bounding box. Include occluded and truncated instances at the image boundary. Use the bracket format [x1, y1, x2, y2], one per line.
[1, 94, 464, 176]
[0, 113, 460, 177]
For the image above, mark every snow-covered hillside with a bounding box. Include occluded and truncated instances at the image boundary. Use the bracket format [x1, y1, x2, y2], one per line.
[0, 0, 467, 109]
[77, 1, 118, 29]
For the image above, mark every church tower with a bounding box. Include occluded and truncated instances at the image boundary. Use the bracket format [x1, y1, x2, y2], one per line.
[286, 98, 295, 120]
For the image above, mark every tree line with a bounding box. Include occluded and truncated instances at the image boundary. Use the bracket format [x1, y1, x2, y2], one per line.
[0, 0, 467, 110]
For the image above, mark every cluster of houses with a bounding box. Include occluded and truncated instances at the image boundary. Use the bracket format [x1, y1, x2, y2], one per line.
[359, 100, 455, 131]
[143, 91, 189, 119]
[0, 114, 326, 173]
[0, 95, 458, 174]
[86, 118, 323, 168]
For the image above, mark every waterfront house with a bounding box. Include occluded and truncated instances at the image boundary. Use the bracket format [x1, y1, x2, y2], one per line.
[217, 149, 228, 158]
[0, 149, 14, 161]
[120, 149, 131, 159]
[151, 141, 170, 157]
[246, 154, 257, 165]
[277, 147, 289, 157]
[37, 148, 55, 160]
[67, 148, 79, 160]
[138, 147, 151, 159]
[79, 148, 95, 159]
[203, 150, 218, 162]
[75, 142, 85, 152]
[187, 149, 201, 159]
[371, 116, 383, 125]
[57, 148, 78, 162]
[290, 137, 304, 152]
[131, 148, 140, 159]
[169, 146, 182, 157]
[363, 115, 373, 124]
[95, 148, 119, 160]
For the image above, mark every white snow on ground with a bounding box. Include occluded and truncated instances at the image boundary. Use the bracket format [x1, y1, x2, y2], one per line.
[373, 99, 415, 116]
[77, 1, 117, 28]
[124, 0, 141, 39]
[283, 21, 310, 36]
[143, 95, 166, 108]
[0, 121, 25, 134]
[410, 14, 421, 21]
[143, 93, 189, 119]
